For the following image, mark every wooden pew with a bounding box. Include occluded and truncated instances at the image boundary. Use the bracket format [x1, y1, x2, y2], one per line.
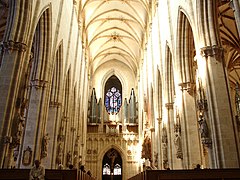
[0, 169, 78, 180]
[128, 169, 240, 180]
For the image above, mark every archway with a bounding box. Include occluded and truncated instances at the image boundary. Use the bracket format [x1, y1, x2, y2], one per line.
[102, 148, 122, 180]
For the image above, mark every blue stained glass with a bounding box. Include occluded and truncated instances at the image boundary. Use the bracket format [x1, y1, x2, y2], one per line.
[105, 86, 122, 114]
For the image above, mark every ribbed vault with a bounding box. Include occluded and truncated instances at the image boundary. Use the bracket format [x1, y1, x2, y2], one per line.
[0, 0, 9, 41]
[218, 1, 240, 83]
[81, 0, 149, 75]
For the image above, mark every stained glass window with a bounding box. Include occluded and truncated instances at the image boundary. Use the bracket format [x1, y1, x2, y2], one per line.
[114, 164, 121, 175]
[103, 163, 110, 175]
[105, 87, 122, 114]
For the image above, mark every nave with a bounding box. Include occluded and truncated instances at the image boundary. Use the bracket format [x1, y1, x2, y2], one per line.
[0, 0, 240, 180]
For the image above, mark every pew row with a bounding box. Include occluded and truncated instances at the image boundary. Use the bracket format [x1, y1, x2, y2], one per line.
[128, 169, 240, 180]
[0, 169, 78, 180]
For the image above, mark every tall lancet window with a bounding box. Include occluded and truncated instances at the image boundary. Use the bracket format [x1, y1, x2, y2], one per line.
[105, 75, 122, 115]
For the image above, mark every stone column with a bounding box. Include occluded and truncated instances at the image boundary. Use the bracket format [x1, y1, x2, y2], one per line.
[42, 102, 62, 168]
[0, 41, 27, 167]
[20, 79, 49, 168]
[156, 118, 162, 169]
[201, 45, 240, 168]
[165, 103, 173, 169]
[178, 82, 202, 169]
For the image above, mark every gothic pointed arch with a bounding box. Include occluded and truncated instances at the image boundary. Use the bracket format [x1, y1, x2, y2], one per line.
[19, 6, 52, 168]
[176, 11, 196, 88]
[63, 68, 71, 117]
[101, 69, 126, 98]
[104, 75, 122, 115]
[175, 9, 202, 169]
[197, 0, 221, 47]
[31, 7, 52, 81]
[102, 148, 122, 179]
[45, 41, 63, 168]
[2, 0, 31, 43]
[165, 44, 175, 103]
[98, 144, 126, 180]
[163, 44, 175, 169]
[50, 41, 63, 105]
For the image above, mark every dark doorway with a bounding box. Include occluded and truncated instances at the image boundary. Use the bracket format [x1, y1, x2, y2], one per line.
[102, 148, 122, 180]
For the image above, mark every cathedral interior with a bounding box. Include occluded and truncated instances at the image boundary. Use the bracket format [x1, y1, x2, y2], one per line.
[0, 0, 240, 179]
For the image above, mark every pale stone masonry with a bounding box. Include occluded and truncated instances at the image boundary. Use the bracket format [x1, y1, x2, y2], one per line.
[0, 0, 239, 180]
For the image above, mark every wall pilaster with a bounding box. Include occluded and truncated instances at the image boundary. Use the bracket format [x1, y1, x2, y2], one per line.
[0, 40, 27, 167]
[178, 82, 202, 169]
[20, 79, 49, 168]
[201, 45, 240, 168]
[43, 102, 62, 168]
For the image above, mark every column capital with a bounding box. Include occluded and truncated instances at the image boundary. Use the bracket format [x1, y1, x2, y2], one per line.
[30, 79, 48, 89]
[49, 101, 62, 107]
[165, 102, 174, 109]
[61, 116, 69, 121]
[178, 82, 196, 95]
[200, 45, 224, 62]
[3, 136, 12, 144]
[73, 0, 77, 5]
[2, 41, 27, 53]
[157, 117, 162, 123]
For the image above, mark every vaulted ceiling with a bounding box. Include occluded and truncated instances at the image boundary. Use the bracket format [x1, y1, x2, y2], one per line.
[0, 0, 8, 41]
[218, 1, 240, 84]
[80, 0, 150, 75]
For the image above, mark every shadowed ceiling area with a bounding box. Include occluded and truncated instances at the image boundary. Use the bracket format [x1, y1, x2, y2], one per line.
[0, 0, 9, 41]
[218, 1, 240, 84]
[81, 0, 150, 75]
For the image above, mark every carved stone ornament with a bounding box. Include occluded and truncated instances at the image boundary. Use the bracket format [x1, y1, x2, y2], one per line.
[41, 133, 50, 159]
[141, 136, 152, 161]
[66, 151, 72, 167]
[165, 102, 174, 110]
[10, 136, 20, 149]
[197, 99, 208, 111]
[201, 137, 212, 148]
[198, 114, 212, 147]
[49, 101, 62, 107]
[87, 149, 92, 154]
[3, 136, 12, 144]
[2, 41, 27, 53]
[57, 134, 65, 142]
[178, 82, 196, 95]
[30, 79, 48, 89]
[56, 143, 63, 165]
[93, 149, 98, 154]
[22, 146, 32, 166]
[200, 45, 224, 62]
